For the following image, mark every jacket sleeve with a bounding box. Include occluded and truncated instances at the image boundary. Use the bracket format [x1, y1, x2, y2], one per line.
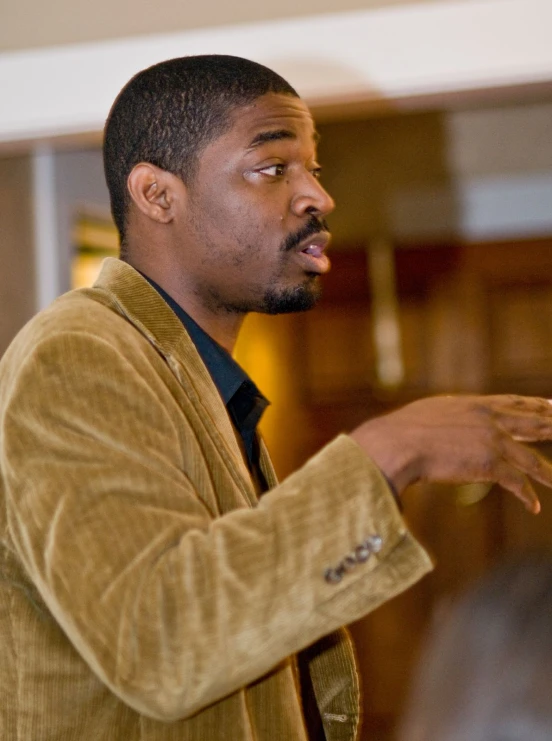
[1, 328, 432, 721]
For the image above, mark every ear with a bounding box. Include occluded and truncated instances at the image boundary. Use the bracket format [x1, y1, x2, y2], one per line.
[127, 163, 182, 225]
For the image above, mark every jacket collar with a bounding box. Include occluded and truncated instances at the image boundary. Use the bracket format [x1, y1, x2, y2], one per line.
[88, 258, 277, 504]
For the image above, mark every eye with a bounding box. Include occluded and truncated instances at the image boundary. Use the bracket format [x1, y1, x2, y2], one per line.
[258, 164, 286, 177]
[311, 166, 322, 180]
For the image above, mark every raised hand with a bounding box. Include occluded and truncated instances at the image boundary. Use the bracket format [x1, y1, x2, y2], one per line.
[350, 395, 552, 514]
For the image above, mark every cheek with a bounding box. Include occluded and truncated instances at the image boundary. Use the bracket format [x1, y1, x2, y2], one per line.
[192, 186, 287, 261]
[228, 211, 281, 256]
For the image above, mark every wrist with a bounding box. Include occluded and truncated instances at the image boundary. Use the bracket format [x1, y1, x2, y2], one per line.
[349, 418, 422, 496]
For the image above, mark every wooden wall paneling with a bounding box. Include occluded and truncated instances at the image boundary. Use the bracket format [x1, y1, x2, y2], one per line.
[488, 283, 552, 392]
[424, 272, 488, 392]
[464, 238, 552, 283]
[301, 304, 375, 401]
[466, 238, 552, 395]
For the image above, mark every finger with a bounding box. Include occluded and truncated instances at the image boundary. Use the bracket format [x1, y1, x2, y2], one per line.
[513, 434, 552, 443]
[487, 395, 552, 416]
[493, 412, 552, 442]
[501, 438, 552, 490]
[499, 437, 552, 513]
[493, 461, 540, 514]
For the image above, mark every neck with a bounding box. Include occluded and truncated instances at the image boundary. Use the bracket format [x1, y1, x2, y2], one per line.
[179, 302, 245, 354]
[128, 258, 245, 353]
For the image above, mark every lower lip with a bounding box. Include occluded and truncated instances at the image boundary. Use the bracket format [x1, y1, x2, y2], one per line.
[295, 250, 331, 274]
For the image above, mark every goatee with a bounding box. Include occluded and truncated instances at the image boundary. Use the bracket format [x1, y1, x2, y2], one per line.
[260, 277, 321, 314]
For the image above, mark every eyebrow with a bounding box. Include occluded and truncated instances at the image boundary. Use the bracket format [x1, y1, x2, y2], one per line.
[248, 128, 321, 148]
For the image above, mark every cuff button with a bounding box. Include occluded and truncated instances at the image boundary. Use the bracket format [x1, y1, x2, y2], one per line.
[354, 545, 371, 563]
[324, 567, 343, 584]
[364, 534, 383, 553]
[343, 554, 357, 571]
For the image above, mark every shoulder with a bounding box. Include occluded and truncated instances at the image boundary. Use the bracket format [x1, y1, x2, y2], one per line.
[2, 287, 146, 368]
[0, 287, 163, 412]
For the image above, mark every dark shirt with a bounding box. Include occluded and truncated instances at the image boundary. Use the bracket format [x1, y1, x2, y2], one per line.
[142, 276, 269, 485]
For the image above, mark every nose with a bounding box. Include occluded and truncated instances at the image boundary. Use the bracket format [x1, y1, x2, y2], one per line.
[291, 172, 335, 219]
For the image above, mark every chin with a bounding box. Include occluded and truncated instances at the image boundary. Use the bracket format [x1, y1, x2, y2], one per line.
[260, 279, 321, 315]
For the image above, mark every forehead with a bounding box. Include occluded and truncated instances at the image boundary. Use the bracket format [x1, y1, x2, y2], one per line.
[225, 93, 318, 148]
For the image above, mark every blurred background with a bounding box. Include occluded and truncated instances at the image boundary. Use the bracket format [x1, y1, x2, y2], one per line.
[1, 0, 552, 738]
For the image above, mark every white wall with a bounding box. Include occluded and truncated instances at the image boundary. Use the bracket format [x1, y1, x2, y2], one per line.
[447, 104, 552, 239]
[2, 0, 552, 147]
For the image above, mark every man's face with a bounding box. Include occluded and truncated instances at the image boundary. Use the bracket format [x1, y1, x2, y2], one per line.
[175, 92, 335, 316]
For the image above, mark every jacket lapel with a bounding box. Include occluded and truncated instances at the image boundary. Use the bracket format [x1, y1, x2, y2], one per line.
[259, 437, 278, 489]
[87, 257, 258, 507]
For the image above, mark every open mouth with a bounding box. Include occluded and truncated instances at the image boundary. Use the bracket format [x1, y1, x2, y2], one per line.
[301, 243, 326, 258]
[297, 233, 331, 274]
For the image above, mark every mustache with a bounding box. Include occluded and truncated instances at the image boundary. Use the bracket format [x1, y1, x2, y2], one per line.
[282, 216, 330, 252]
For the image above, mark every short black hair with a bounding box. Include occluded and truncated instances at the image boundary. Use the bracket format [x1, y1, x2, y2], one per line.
[103, 54, 298, 246]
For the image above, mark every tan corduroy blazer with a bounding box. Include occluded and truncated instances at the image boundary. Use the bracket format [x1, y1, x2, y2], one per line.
[0, 258, 432, 741]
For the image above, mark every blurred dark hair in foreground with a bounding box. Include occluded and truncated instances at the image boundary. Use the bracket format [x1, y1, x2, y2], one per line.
[398, 551, 552, 741]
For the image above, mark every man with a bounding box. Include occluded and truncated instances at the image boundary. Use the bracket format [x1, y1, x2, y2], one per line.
[1, 55, 551, 741]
